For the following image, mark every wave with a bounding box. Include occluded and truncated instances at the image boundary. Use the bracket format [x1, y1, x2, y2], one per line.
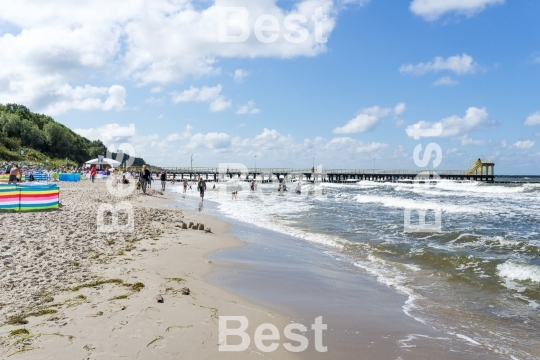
[497, 261, 540, 283]
[355, 194, 490, 214]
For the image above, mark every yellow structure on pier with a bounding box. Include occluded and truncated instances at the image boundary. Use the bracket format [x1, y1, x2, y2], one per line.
[466, 158, 495, 176]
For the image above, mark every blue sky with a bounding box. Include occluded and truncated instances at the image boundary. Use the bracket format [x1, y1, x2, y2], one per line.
[0, 0, 539, 174]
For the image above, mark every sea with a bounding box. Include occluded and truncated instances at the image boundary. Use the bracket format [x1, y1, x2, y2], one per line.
[172, 176, 540, 359]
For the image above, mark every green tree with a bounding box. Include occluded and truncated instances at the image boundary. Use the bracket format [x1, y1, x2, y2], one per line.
[43, 122, 76, 157]
[21, 120, 46, 149]
[2, 114, 23, 138]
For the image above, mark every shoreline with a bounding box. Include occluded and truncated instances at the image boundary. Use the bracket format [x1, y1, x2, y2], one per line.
[172, 187, 501, 359]
[0, 181, 298, 359]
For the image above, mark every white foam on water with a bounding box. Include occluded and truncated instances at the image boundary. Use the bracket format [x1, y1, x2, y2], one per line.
[497, 261, 540, 283]
[455, 334, 481, 346]
[173, 184, 346, 249]
[355, 194, 490, 214]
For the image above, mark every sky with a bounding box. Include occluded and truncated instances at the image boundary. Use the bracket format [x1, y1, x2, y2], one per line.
[0, 0, 539, 174]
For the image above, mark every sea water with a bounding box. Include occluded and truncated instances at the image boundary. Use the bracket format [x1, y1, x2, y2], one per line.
[172, 178, 540, 359]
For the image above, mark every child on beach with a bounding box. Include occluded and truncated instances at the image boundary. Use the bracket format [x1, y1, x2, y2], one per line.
[183, 179, 188, 193]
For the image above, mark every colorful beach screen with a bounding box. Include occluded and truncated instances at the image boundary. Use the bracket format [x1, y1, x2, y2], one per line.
[0, 184, 59, 211]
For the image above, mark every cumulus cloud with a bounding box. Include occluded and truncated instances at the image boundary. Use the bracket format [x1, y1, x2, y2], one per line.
[233, 69, 249, 83]
[74, 123, 136, 144]
[433, 76, 459, 86]
[394, 102, 406, 115]
[74, 123, 394, 166]
[510, 140, 535, 150]
[333, 103, 406, 134]
[172, 84, 231, 112]
[166, 125, 193, 142]
[16, 83, 125, 116]
[406, 107, 489, 138]
[460, 134, 487, 146]
[410, 0, 505, 21]
[400, 54, 480, 76]
[188, 132, 232, 150]
[0, 0, 362, 114]
[236, 101, 260, 115]
[524, 111, 540, 126]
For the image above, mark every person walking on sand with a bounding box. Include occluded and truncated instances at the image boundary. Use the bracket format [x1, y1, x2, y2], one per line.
[139, 165, 150, 194]
[198, 176, 207, 201]
[160, 171, 167, 192]
[90, 166, 97, 183]
[148, 171, 153, 189]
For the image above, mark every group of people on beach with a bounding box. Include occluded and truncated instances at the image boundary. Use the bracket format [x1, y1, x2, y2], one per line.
[137, 165, 207, 200]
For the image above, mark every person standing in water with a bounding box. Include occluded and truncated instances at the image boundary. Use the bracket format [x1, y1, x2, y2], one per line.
[198, 176, 207, 201]
[183, 179, 188, 193]
[160, 171, 167, 192]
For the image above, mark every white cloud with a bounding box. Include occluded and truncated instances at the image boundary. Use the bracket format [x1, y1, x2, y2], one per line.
[394, 102, 406, 115]
[209, 97, 232, 112]
[410, 0, 505, 21]
[356, 142, 389, 153]
[188, 132, 232, 150]
[233, 69, 249, 83]
[151, 86, 162, 93]
[166, 125, 193, 142]
[0, 0, 359, 114]
[406, 107, 489, 138]
[400, 54, 480, 76]
[433, 76, 459, 86]
[74, 123, 397, 167]
[33, 84, 125, 116]
[524, 111, 540, 126]
[333, 114, 379, 134]
[510, 140, 535, 150]
[172, 85, 223, 103]
[172, 84, 230, 112]
[74, 123, 136, 144]
[236, 101, 261, 115]
[460, 134, 487, 146]
[333, 103, 406, 134]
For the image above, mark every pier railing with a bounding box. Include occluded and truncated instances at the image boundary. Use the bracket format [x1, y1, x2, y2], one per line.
[126, 166, 469, 176]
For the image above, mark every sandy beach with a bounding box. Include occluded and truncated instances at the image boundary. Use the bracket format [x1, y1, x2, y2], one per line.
[0, 181, 297, 359]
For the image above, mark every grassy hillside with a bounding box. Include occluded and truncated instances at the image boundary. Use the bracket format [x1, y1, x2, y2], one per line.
[0, 104, 146, 167]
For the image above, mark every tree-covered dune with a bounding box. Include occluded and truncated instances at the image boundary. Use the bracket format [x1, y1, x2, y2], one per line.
[0, 104, 146, 166]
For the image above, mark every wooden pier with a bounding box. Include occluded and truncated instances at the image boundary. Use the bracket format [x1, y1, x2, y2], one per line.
[129, 165, 496, 183]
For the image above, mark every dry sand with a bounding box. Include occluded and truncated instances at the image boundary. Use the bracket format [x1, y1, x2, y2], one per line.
[0, 180, 298, 359]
